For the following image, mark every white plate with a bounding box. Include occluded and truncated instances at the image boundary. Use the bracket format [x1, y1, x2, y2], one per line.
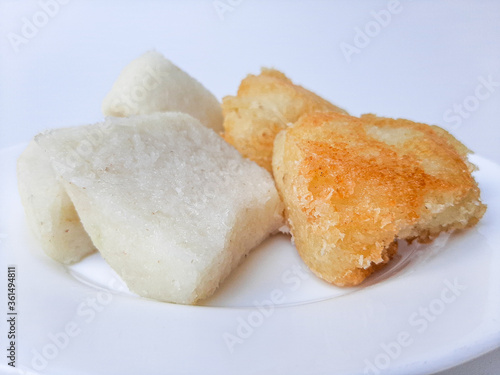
[1, 143, 499, 375]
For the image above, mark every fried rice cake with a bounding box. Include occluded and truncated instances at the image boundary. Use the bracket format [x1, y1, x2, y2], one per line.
[272, 112, 487, 286]
[222, 68, 347, 172]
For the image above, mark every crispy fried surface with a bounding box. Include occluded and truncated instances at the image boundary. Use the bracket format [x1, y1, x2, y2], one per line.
[222, 68, 347, 172]
[272, 112, 486, 286]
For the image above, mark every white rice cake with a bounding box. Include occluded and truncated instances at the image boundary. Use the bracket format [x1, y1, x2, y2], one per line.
[17, 141, 96, 264]
[36, 113, 284, 304]
[102, 51, 223, 132]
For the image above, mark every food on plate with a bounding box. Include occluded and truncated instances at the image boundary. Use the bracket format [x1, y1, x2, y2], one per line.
[17, 51, 489, 304]
[35, 112, 284, 304]
[222, 68, 347, 172]
[272, 112, 486, 286]
[17, 141, 96, 264]
[102, 51, 223, 132]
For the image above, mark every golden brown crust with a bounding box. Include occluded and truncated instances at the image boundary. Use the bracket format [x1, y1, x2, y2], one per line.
[222, 68, 347, 172]
[272, 112, 486, 286]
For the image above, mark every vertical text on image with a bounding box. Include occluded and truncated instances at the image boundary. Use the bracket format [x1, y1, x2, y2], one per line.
[7, 265, 17, 368]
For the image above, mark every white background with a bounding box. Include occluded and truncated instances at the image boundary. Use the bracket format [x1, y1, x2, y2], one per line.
[1, 1, 499, 374]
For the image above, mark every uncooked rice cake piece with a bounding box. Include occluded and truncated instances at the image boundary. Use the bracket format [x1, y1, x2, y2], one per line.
[20, 52, 221, 267]
[102, 50, 223, 132]
[17, 141, 96, 264]
[272, 112, 486, 286]
[36, 112, 284, 304]
[222, 68, 347, 172]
